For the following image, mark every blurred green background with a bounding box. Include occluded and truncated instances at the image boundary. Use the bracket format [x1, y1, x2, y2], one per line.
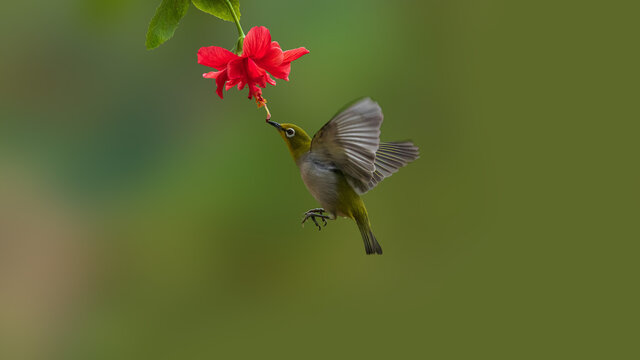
[0, 0, 637, 359]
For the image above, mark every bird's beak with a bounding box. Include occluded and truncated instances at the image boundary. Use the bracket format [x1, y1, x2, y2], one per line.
[267, 120, 282, 131]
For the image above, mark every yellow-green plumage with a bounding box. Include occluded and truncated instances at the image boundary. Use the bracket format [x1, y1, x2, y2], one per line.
[276, 124, 311, 161]
[269, 98, 419, 255]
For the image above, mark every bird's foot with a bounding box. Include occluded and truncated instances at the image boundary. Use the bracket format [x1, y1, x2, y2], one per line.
[302, 208, 330, 231]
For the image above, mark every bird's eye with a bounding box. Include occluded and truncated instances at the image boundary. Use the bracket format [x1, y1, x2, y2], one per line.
[286, 128, 295, 138]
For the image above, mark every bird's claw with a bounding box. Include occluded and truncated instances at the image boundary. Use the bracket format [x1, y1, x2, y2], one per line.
[302, 208, 330, 231]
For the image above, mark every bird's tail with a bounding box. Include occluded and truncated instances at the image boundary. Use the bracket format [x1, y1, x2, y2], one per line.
[354, 211, 383, 255]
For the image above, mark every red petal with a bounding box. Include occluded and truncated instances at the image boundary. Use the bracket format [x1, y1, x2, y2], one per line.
[246, 58, 266, 80]
[243, 26, 271, 59]
[204, 70, 228, 79]
[227, 58, 246, 80]
[213, 69, 228, 99]
[282, 47, 310, 63]
[198, 46, 239, 69]
[260, 62, 291, 80]
[225, 78, 240, 90]
[255, 46, 290, 79]
[248, 83, 262, 100]
[266, 74, 276, 86]
[261, 46, 284, 67]
[255, 75, 267, 88]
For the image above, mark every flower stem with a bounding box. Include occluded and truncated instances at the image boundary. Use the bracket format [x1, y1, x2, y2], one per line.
[224, 0, 244, 41]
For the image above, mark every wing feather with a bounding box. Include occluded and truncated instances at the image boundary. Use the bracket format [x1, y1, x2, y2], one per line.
[310, 98, 383, 193]
[310, 98, 419, 195]
[365, 141, 420, 192]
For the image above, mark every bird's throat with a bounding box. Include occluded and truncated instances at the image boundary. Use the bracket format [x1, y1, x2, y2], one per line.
[287, 141, 311, 164]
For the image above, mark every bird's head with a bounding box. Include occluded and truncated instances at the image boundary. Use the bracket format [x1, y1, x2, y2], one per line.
[267, 120, 312, 162]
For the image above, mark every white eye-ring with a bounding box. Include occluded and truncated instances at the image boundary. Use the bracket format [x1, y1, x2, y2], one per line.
[285, 128, 295, 138]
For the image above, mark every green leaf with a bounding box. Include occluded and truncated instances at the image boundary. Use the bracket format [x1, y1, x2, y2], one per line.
[146, 0, 191, 50]
[192, 0, 241, 22]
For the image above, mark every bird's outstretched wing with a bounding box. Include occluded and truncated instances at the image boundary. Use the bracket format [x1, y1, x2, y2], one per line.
[310, 98, 383, 194]
[366, 141, 420, 191]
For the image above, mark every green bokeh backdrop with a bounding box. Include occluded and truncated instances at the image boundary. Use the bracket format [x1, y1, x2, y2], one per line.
[0, 1, 636, 359]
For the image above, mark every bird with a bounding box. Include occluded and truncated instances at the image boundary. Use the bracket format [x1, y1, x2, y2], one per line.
[267, 98, 419, 254]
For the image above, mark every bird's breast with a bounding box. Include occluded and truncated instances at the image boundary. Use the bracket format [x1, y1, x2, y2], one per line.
[298, 154, 340, 214]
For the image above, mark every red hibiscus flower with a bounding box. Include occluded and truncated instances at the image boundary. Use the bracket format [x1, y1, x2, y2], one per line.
[198, 26, 309, 106]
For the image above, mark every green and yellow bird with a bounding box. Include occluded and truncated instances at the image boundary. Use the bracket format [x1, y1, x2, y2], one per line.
[268, 98, 419, 254]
